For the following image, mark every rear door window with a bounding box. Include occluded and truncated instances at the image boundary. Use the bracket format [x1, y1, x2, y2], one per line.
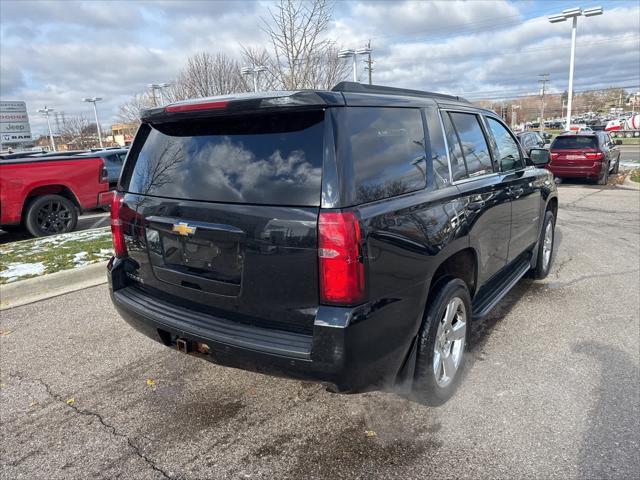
[344, 107, 427, 203]
[551, 136, 598, 150]
[124, 111, 325, 206]
[446, 111, 494, 179]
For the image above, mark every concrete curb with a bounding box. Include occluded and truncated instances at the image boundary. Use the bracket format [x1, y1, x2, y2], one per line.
[0, 261, 108, 311]
[623, 172, 640, 190]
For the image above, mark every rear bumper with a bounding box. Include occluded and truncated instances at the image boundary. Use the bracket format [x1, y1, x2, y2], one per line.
[108, 257, 414, 393]
[547, 162, 603, 179]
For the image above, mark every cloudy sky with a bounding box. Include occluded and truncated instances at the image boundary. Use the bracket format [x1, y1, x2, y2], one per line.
[1, 0, 639, 136]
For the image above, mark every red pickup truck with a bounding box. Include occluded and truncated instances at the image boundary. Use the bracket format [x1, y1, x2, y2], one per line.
[0, 155, 112, 237]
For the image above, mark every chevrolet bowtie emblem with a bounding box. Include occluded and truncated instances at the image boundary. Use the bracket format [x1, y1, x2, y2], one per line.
[172, 222, 197, 236]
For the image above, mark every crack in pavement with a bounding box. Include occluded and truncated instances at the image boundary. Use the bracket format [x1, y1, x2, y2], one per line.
[6, 372, 173, 480]
[547, 268, 640, 290]
[563, 188, 606, 208]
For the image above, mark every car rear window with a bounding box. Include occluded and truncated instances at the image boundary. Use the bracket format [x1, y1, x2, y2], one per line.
[342, 107, 427, 204]
[551, 136, 598, 150]
[123, 111, 325, 206]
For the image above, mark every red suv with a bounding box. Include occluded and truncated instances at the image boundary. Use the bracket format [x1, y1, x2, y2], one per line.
[548, 132, 621, 184]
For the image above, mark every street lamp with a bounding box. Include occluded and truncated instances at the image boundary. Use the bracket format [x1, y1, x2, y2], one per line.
[337, 49, 357, 82]
[148, 83, 169, 105]
[356, 46, 373, 85]
[82, 97, 104, 148]
[241, 66, 267, 92]
[37, 106, 56, 151]
[148, 83, 172, 105]
[548, 6, 604, 131]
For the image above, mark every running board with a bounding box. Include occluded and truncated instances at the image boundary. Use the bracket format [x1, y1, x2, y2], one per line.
[472, 257, 531, 321]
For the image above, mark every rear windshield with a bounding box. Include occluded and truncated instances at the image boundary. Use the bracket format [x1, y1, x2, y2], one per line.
[551, 136, 597, 150]
[124, 111, 325, 206]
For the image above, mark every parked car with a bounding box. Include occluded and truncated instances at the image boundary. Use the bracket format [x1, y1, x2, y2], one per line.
[77, 148, 128, 187]
[548, 132, 622, 184]
[516, 131, 548, 152]
[108, 82, 558, 405]
[0, 155, 111, 236]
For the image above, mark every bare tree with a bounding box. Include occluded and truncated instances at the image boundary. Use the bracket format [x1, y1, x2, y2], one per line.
[59, 115, 95, 149]
[117, 92, 155, 124]
[251, 0, 350, 90]
[169, 52, 250, 100]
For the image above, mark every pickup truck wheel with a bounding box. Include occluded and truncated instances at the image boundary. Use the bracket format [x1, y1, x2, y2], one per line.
[413, 278, 471, 405]
[25, 194, 78, 237]
[531, 210, 555, 280]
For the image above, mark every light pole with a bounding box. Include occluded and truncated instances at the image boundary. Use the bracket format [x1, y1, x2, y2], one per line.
[82, 97, 104, 148]
[549, 6, 603, 131]
[356, 45, 373, 85]
[338, 49, 357, 82]
[241, 66, 267, 92]
[511, 104, 520, 130]
[37, 106, 56, 151]
[148, 83, 172, 105]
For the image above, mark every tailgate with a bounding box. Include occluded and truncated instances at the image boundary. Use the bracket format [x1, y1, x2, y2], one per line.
[118, 109, 326, 334]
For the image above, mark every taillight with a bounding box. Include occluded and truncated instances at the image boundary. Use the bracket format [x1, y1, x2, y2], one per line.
[110, 192, 127, 257]
[585, 152, 604, 161]
[100, 162, 108, 183]
[550, 152, 559, 161]
[318, 212, 365, 305]
[165, 100, 229, 113]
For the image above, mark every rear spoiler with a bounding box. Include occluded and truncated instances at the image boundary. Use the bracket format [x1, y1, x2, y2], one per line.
[140, 90, 345, 123]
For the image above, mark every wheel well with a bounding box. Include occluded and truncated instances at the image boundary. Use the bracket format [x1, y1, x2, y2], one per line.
[23, 186, 80, 219]
[547, 196, 558, 218]
[25, 186, 80, 206]
[428, 248, 477, 302]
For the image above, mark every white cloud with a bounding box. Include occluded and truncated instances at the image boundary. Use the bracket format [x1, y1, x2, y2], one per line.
[1, 0, 638, 138]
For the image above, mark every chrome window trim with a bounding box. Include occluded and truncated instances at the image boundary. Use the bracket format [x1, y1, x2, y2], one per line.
[436, 108, 454, 185]
[452, 171, 500, 186]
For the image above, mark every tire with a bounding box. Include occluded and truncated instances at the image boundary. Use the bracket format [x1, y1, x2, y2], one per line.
[413, 278, 472, 405]
[611, 159, 620, 174]
[25, 194, 78, 237]
[531, 210, 555, 279]
[596, 165, 609, 185]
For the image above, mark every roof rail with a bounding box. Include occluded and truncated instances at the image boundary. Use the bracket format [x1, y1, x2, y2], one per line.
[331, 82, 470, 103]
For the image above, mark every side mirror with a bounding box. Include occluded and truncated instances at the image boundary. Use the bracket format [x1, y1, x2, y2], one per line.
[529, 148, 550, 166]
[542, 132, 552, 140]
[615, 139, 623, 145]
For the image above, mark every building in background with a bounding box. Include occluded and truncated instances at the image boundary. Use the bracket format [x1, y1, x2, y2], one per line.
[110, 123, 138, 147]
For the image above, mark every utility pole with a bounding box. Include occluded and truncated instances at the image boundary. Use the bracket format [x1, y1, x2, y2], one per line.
[538, 73, 550, 133]
[364, 40, 373, 85]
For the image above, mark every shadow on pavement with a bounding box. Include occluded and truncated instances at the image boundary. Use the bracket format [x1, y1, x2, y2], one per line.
[574, 341, 640, 480]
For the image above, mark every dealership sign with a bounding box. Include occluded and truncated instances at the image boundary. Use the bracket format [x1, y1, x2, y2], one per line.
[0, 101, 32, 144]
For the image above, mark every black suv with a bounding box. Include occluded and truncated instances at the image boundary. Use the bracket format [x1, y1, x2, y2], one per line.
[108, 82, 558, 404]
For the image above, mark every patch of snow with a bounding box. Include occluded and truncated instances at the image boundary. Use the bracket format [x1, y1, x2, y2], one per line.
[0, 262, 46, 280]
[73, 252, 91, 267]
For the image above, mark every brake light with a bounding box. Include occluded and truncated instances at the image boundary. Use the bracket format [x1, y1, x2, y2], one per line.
[165, 100, 229, 113]
[100, 162, 109, 183]
[585, 152, 604, 161]
[550, 152, 559, 161]
[110, 192, 127, 257]
[318, 212, 365, 305]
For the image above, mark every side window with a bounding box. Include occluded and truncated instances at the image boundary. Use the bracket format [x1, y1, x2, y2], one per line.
[448, 112, 493, 178]
[346, 107, 427, 203]
[441, 112, 467, 181]
[485, 117, 523, 172]
[424, 106, 451, 188]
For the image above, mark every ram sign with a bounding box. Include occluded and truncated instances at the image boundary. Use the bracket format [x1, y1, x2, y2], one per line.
[0, 101, 32, 145]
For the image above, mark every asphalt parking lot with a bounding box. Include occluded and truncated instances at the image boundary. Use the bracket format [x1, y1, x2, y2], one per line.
[0, 211, 109, 244]
[1, 183, 639, 479]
